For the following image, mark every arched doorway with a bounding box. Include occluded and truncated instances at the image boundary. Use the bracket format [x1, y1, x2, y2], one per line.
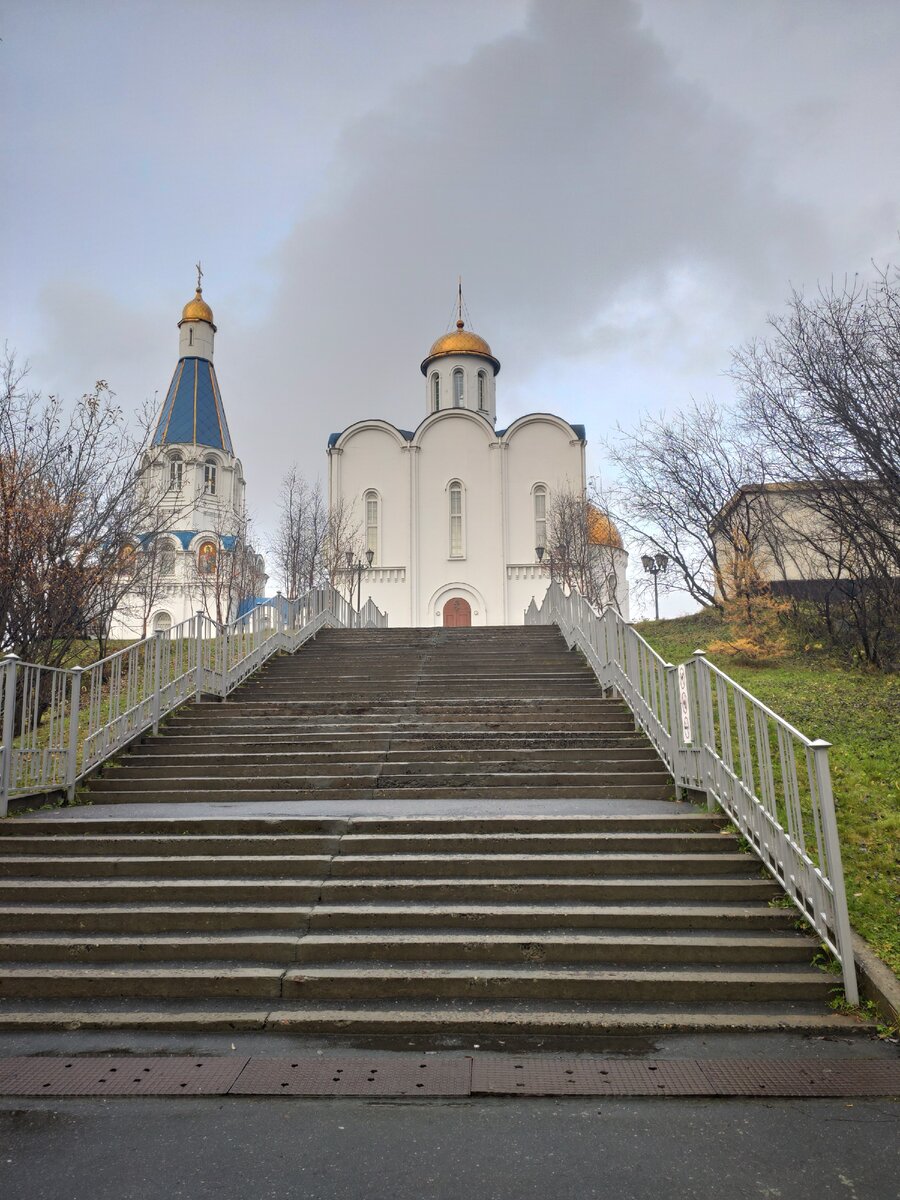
[443, 597, 472, 627]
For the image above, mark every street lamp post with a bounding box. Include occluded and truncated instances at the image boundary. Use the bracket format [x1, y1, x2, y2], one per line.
[641, 551, 669, 620]
[345, 549, 375, 614]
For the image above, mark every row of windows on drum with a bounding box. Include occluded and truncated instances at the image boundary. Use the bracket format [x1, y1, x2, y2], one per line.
[430, 368, 489, 412]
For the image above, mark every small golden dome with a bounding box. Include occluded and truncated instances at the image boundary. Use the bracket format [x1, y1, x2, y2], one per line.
[421, 319, 500, 375]
[180, 288, 215, 327]
[587, 504, 624, 550]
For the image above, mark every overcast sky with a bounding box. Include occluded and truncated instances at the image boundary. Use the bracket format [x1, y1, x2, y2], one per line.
[3, 1, 899, 614]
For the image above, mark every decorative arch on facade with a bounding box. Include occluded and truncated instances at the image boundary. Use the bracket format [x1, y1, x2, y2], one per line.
[500, 413, 585, 445]
[332, 419, 412, 453]
[152, 611, 173, 633]
[411, 407, 496, 449]
[427, 581, 487, 627]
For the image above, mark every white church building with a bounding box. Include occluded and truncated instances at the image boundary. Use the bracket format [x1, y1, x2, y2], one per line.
[109, 279, 266, 639]
[328, 309, 628, 626]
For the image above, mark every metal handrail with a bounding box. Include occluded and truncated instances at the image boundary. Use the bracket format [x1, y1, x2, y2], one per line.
[526, 580, 859, 1003]
[0, 583, 388, 816]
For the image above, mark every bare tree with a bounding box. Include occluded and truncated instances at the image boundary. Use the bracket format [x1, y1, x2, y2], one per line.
[546, 484, 624, 612]
[606, 398, 768, 609]
[192, 509, 264, 625]
[271, 467, 360, 597]
[732, 270, 900, 666]
[0, 350, 161, 666]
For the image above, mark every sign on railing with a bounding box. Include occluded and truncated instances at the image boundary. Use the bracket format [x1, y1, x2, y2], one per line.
[526, 581, 859, 1005]
[0, 584, 387, 817]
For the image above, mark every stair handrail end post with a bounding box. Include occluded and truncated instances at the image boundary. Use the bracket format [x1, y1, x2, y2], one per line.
[809, 736, 859, 1006]
[0, 654, 20, 816]
[65, 665, 83, 803]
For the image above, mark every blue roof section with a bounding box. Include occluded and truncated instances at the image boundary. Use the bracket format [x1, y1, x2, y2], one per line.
[138, 530, 238, 550]
[152, 357, 233, 453]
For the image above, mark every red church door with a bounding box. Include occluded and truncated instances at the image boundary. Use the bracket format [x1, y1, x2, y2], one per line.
[443, 598, 472, 627]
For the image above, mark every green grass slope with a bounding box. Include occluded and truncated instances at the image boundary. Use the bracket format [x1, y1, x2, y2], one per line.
[637, 611, 899, 975]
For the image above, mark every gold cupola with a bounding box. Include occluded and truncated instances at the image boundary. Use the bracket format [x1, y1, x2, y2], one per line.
[421, 318, 500, 376]
[179, 287, 216, 330]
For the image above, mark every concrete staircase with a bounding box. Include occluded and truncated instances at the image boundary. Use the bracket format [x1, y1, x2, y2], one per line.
[0, 626, 852, 1034]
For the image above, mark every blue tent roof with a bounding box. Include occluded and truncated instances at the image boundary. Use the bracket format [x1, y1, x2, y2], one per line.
[152, 357, 233, 453]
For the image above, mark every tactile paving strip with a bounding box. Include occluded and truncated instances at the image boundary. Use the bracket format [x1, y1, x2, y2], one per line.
[470, 1056, 900, 1098]
[229, 1056, 471, 1096]
[0, 1056, 249, 1096]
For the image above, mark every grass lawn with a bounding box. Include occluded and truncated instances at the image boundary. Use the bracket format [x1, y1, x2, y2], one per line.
[637, 610, 899, 975]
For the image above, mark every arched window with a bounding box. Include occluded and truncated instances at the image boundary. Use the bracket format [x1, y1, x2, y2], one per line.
[364, 490, 379, 561]
[534, 485, 548, 550]
[477, 370, 486, 410]
[168, 455, 183, 491]
[449, 481, 464, 558]
[452, 368, 464, 408]
[203, 458, 217, 496]
[431, 373, 441, 412]
[153, 611, 172, 634]
[197, 540, 217, 575]
[158, 538, 177, 576]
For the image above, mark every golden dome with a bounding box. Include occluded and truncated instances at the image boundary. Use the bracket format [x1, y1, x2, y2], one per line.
[587, 504, 624, 550]
[179, 288, 215, 327]
[421, 320, 500, 375]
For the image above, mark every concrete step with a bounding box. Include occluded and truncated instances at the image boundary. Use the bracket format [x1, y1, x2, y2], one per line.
[291, 931, 816, 965]
[316, 878, 780, 903]
[0, 1002, 865, 1035]
[78, 785, 678, 802]
[280, 963, 832, 1003]
[308, 903, 798, 932]
[0, 906, 314, 933]
[327, 853, 759, 878]
[0, 855, 333, 879]
[0, 965, 285, 1000]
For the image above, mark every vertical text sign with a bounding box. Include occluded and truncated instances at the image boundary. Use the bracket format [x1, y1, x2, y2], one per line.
[677, 664, 692, 744]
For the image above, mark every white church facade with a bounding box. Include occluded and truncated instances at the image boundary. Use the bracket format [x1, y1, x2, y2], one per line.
[328, 312, 628, 626]
[109, 280, 266, 640]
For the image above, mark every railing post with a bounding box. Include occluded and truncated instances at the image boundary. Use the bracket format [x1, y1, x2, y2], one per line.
[0, 654, 20, 817]
[151, 633, 163, 735]
[692, 649, 717, 813]
[219, 620, 228, 699]
[810, 738, 859, 1006]
[65, 666, 83, 803]
[194, 610, 205, 703]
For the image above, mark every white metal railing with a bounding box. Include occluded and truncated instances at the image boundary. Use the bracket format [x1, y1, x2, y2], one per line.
[526, 581, 859, 1003]
[0, 583, 387, 816]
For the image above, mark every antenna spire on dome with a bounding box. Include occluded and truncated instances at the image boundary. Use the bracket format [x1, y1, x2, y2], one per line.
[457, 276, 464, 329]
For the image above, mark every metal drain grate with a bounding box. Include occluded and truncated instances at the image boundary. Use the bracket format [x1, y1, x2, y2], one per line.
[0, 1055, 896, 1098]
[229, 1056, 471, 1096]
[470, 1056, 900, 1098]
[0, 1056, 249, 1096]
[471, 1056, 712, 1096]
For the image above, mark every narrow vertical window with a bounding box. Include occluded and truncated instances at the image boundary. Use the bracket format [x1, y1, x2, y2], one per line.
[449, 482, 463, 557]
[168, 456, 183, 490]
[188, 327, 193, 347]
[534, 485, 547, 550]
[365, 490, 378, 561]
[431, 373, 441, 411]
[203, 459, 217, 495]
[477, 370, 486, 409]
[453, 368, 464, 408]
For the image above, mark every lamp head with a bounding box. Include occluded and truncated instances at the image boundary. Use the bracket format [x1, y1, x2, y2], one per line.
[655, 552, 669, 572]
[365, 548, 374, 567]
[641, 554, 654, 572]
[535, 545, 545, 563]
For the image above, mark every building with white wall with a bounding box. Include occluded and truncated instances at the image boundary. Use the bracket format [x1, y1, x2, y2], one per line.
[328, 311, 627, 626]
[109, 280, 266, 639]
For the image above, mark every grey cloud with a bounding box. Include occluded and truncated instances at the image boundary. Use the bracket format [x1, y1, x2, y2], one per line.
[229, 0, 822, 527]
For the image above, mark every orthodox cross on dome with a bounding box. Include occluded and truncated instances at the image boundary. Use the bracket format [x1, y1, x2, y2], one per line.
[195, 260, 204, 291]
[457, 275, 464, 329]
